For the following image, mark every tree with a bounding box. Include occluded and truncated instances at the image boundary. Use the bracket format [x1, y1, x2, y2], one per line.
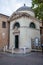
[32, 0, 43, 45]
[32, 0, 43, 25]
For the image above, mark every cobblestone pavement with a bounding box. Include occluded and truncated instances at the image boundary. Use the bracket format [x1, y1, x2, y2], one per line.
[0, 52, 43, 65]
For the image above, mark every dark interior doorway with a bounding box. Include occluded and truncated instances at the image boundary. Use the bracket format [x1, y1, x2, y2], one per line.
[15, 35, 19, 48]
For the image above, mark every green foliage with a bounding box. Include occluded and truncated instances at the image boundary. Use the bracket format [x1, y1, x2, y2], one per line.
[32, 0, 43, 21]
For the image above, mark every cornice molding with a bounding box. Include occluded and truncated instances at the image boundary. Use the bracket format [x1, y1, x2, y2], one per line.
[8, 12, 40, 22]
[10, 26, 40, 31]
[0, 13, 9, 18]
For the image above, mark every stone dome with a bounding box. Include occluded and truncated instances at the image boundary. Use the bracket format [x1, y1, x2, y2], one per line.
[16, 4, 35, 17]
[16, 4, 33, 12]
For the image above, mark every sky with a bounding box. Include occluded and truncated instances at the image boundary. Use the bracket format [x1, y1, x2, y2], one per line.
[0, 0, 32, 16]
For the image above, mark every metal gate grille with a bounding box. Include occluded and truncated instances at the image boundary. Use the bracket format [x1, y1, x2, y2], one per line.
[31, 39, 41, 50]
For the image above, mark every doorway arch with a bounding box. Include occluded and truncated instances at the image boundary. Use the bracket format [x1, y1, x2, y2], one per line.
[15, 35, 19, 48]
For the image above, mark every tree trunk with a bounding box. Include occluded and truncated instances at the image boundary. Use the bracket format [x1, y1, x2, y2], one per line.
[42, 20, 43, 26]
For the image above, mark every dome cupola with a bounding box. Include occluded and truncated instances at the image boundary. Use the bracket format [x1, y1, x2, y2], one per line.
[16, 4, 35, 17]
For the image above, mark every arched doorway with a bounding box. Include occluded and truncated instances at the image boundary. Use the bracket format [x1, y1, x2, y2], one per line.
[13, 22, 20, 49]
[15, 35, 19, 48]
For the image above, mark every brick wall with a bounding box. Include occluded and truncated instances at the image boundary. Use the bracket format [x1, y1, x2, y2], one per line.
[0, 14, 9, 50]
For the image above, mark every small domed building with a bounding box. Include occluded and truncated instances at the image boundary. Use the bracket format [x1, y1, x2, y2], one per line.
[9, 4, 40, 52]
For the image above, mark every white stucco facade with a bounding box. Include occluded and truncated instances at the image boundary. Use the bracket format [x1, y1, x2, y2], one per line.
[9, 5, 40, 52]
[17, 11, 35, 17]
[9, 17, 40, 49]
